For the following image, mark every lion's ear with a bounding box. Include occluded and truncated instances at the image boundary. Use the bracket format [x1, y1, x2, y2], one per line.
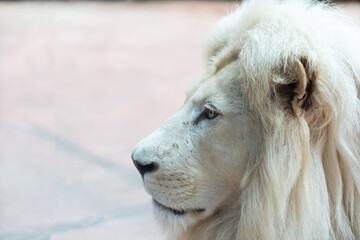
[275, 57, 314, 116]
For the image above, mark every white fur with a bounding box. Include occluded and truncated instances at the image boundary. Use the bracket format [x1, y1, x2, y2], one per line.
[132, 0, 360, 239]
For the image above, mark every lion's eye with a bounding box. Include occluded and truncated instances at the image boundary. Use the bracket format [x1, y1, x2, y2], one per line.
[206, 108, 218, 119]
[194, 105, 220, 125]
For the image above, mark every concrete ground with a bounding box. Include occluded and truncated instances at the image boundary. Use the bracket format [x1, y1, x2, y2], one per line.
[0, 1, 359, 240]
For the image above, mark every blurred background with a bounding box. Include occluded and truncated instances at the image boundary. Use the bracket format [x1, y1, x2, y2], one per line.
[0, 1, 359, 239]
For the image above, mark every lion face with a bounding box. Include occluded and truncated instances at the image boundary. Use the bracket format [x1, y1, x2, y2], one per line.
[131, 0, 360, 239]
[132, 61, 263, 230]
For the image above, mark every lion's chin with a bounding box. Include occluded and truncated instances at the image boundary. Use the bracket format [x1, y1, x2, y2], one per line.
[153, 199, 205, 216]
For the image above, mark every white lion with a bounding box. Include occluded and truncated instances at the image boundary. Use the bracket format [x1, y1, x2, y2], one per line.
[132, 0, 360, 239]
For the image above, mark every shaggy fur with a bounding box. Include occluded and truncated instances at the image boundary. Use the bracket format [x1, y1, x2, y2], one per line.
[132, 0, 360, 239]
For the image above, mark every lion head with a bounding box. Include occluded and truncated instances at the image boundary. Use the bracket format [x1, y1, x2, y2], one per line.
[132, 0, 360, 239]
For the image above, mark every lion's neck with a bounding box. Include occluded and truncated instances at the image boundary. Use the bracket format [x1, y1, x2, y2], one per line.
[175, 194, 241, 240]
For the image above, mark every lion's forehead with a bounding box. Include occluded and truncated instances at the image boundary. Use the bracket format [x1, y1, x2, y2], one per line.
[185, 62, 242, 110]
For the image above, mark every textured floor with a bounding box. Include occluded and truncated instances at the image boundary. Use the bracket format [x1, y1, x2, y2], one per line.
[0, 1, 359, 240]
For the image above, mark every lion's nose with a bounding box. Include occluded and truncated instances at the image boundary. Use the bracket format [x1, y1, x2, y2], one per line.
[131, 151, 159, 177]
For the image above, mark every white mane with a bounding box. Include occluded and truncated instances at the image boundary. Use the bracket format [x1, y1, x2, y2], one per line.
[196, 0, 360, 239]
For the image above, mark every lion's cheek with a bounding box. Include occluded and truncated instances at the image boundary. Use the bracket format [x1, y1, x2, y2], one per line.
[143, 165, 198, 206]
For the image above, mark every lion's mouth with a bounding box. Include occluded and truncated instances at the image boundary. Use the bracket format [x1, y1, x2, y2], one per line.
[153, 199, 205, 216]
